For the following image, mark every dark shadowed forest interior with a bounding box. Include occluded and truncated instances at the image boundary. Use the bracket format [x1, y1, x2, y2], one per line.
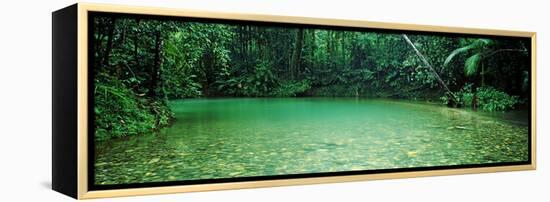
[93, 15, 530, 140]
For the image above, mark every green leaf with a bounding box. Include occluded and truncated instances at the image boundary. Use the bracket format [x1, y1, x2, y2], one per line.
[443, 45, 474, 67]
[443, 38, 493, 68]
[464, 53, 481, 76]
[477, 38, 493, 46]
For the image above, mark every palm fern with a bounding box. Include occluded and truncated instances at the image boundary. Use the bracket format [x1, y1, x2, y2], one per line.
[443, 39, 493, 75]
[445, 38, 529, 83]
[443, 39, 495, 87]
[464, 53, 481, 76]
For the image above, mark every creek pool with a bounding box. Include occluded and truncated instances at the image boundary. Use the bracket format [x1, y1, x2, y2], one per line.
[94, 98, 529, 185]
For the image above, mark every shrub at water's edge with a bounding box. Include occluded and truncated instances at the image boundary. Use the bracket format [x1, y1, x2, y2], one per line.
[441, 84, 520, 112]
[441, 84, 525, 112]
[476, 87, 520, 112]
[94, 74, 174, 141]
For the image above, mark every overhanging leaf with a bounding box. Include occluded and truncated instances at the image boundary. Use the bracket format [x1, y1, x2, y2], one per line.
[464, 53, 481, 76]
[443, 44, 474, 67]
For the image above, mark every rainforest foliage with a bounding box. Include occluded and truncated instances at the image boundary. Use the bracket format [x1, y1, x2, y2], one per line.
[93, 16, 530, 140]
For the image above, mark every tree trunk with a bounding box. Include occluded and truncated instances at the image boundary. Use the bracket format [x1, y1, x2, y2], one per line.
[341, 32, 346, 67]
[310, 30, 316, 70]
[150, 31, 162, 97]
[239, 26, 247, 72]
[401, 34, 458, 103]
[291, 29, 304, 79]
[93, 22, 106, 69]
[101, 17, 116, 68]
[481, 61, 485, 87]
[133, 19, 140, 67]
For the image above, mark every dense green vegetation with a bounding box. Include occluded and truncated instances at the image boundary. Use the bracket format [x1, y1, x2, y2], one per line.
[93, 16, 530, 140]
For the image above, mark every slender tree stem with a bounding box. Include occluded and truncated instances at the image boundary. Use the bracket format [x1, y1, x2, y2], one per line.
[402, 34, 458, 103]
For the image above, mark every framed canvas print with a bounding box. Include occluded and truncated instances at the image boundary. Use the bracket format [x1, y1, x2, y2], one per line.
[52, 3, 536, 199]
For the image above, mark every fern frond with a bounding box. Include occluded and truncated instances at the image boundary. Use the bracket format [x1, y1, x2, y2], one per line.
[444, 39, 493, 68]
[464, 53, 481, 76]
[444, 44, 474, 67]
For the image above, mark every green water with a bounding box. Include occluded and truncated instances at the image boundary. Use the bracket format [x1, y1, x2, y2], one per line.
[94, 98, 529, 185]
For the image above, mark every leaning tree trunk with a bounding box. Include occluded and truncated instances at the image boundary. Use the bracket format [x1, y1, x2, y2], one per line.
[401, 34, 458, 104]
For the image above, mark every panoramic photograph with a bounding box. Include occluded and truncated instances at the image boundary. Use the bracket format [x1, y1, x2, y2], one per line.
[91, 15, 531, 186]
